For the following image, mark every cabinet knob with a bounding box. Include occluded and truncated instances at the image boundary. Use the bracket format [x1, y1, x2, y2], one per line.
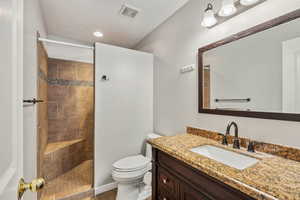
[163, 197, 167, 200]
[163, 178, 168, 184]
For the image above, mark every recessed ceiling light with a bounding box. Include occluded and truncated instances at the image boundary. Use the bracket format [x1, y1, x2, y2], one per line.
[93, 31, 103, 38]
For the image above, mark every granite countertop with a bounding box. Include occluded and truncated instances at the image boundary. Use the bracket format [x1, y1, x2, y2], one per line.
[149, 134, 300, 200]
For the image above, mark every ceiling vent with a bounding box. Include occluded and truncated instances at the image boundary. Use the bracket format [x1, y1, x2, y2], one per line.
[119, 4, 140, 18]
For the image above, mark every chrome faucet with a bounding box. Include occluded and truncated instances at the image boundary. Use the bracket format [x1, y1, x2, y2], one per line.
[222, 121, 240, 149]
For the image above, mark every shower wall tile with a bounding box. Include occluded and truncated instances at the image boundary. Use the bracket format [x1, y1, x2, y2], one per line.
[43, 139, 86, 181]
[39, 43, 49, 77]
[47, 60, 58, 79]
[58, 62, 77, 80]
[37, 40, 49, 180]
[47, 85, 70, 101]
[47, 102, 60, 119]
[45, 58, 94, 184]
[48, 58, 93, 82]
[75, 63, 94, 81]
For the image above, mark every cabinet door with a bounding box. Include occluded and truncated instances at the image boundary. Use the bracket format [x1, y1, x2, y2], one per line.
[158, 188, 177, 200]
[158, 167, 179, 196]
[181, 185, 212, 200]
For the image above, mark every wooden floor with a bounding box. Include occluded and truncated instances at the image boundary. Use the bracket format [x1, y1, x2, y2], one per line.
[64, 189, 151, 200]
[95, 189, 117, 200]
[94, 189, 151, 200]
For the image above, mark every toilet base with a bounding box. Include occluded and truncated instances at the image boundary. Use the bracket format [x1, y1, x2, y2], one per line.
[116, 181, 141, 200]
[137, 184, 151, 200]
[116, 182, 151, 200]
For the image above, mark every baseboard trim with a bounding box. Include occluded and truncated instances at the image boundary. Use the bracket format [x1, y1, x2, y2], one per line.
[94, 182, 118, 195]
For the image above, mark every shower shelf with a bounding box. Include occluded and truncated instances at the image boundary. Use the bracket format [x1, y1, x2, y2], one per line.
[44, 139, 84, 155]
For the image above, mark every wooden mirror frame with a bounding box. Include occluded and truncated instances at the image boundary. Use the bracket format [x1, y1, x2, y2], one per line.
[198, 9, 300, 122]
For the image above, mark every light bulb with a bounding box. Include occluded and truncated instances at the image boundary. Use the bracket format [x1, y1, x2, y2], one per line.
[240, 0, 260, 6]
[219, 0, 237, 17]
[93, 31, 104, 38]
[201, 3, 217, 28]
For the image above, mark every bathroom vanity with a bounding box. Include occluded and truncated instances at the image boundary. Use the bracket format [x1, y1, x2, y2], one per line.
[149, 129, 300, 200]
[152, 148, 255, 200]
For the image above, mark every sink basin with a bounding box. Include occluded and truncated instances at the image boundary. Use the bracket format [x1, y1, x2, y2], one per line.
[190, 145, 258, 170]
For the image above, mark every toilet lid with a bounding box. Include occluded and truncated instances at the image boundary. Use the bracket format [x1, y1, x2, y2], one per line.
[113, 155, 151, 172]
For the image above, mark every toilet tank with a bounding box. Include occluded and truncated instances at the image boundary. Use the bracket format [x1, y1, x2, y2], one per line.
[146, 133, 161, 159]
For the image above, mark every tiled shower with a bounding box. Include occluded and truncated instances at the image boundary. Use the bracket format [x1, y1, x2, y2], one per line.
[37, 40, 94, 200]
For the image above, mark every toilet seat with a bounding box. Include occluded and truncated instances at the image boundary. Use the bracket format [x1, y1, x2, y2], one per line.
[113, 155, 151, 172]
[112, 155, 151, 184]
[112, 167, 149, 183]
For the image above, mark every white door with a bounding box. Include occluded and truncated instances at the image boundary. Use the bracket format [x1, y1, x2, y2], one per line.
[282, 37, 300, 113]
[0, 0, 24, 199]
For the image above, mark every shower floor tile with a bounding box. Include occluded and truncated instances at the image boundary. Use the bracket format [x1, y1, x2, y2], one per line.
[41, 160, 92, 200]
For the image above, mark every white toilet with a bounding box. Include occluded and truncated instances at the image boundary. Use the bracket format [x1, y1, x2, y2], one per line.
[112, 133, 161, 200]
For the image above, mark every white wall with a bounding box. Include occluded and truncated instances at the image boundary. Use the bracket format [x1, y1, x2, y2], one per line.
[135, 0, 300, 149]
[95, 43, 153, 190]
[23, 0, 47, 199]
[45, 35, 94, 63]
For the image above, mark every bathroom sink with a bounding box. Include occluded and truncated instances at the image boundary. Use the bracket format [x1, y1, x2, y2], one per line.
[190, 145, 258, 170]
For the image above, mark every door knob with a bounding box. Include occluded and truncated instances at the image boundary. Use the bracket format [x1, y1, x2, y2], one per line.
[18, 178, 45, 200]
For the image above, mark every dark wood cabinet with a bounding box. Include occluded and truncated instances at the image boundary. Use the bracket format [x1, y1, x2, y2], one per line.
[152, 148, 256, 200]
[181, 185, 211, 200]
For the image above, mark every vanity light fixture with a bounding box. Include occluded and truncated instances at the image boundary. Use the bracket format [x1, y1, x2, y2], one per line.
[201, 3, 217, 28]
[240, 0, 260, 6]
[201, 0, 265, 28]
[219, 0, 237, 17]
[93, 31, 104, 38]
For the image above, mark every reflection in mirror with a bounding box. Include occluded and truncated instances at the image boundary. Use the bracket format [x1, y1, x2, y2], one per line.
[202, 17, 300, 114]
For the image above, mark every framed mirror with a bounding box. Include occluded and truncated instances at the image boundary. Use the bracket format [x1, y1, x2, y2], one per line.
[198, 9, 300, 121]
